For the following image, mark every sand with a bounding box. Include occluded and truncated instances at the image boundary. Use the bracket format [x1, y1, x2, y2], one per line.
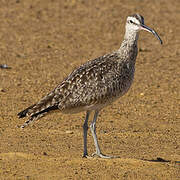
[0, 0, 179, 179]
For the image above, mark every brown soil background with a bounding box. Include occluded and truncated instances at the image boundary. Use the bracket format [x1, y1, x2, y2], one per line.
[0, 0, 179, 179]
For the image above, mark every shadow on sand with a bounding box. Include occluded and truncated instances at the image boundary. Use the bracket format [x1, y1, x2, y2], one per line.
[141, 157, 180, 164]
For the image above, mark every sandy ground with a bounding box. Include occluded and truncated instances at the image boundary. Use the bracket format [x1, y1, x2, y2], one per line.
[0, 0, 179, 179]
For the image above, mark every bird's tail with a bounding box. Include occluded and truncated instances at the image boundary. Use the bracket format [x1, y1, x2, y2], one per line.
[18, 104, 36, 118]
[18, 92, 58, 128]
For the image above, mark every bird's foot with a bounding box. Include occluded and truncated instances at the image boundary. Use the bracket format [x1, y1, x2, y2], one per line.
[83, 152, 120, 159]
[82, 154, 93, 159]
[91, 152, 120, 159]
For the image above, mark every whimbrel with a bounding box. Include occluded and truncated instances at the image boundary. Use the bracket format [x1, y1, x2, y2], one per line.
[18, 14, 162, 158]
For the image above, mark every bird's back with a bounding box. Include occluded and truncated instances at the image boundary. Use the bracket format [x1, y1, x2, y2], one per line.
[18, 43, 137, 124]
[53, 51, 135, 113]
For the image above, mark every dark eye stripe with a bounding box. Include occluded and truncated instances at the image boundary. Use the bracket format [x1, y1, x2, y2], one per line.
[130, 20, 133, 23]
[129, 20, 139, 26]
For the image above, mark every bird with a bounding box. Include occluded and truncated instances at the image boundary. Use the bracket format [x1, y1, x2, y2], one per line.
[18, 14, 162, 159]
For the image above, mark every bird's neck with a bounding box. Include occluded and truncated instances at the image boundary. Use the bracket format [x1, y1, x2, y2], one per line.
[124, 29, 139, 44]
[117, 30, 139, 63]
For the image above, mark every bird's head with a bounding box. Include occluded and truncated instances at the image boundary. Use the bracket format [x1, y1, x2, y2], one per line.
[126, 14, 163, 44]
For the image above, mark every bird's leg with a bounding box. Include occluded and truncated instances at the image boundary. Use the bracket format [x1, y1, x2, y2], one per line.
[90, 110, 115, 159]
[82, 111, 91, 158]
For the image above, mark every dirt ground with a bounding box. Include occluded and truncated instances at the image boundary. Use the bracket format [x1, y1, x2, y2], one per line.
[0, 0, 179, 179]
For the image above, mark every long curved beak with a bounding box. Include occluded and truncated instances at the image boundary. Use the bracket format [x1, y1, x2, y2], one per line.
[140, 24, 163, 45]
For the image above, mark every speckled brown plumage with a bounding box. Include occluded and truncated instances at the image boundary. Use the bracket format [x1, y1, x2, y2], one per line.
[18, 46, 137, 127]
[18, 14, 162, 158]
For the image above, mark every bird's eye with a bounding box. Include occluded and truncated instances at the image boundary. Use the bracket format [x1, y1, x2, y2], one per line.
[129, 20, 133, 24]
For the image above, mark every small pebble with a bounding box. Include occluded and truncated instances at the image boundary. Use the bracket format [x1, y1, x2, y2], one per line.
[65, 130, 73, 134]
[0, 64, 11, 69]
[0, 88, 5, 92]
[43, 152, 48, 156]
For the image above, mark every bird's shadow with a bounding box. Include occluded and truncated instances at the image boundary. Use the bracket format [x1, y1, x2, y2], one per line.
[141, 157, 180, 164]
